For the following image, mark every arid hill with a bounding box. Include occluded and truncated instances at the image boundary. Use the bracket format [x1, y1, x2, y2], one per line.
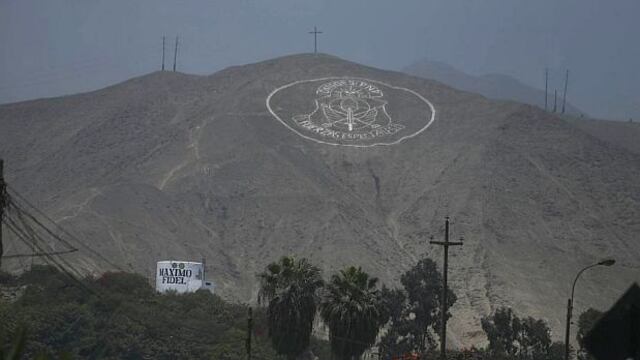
[1, 54, 638, 348]
[566, 117, 640, 155]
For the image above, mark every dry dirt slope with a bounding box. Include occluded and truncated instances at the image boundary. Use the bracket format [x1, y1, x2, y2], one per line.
[0, 54, 639, 348]
[565, 117, 640, 155]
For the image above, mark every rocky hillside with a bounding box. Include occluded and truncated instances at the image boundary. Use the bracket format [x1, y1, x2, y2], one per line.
[566, 117, 640, 155]
[1, 54, 638, 348]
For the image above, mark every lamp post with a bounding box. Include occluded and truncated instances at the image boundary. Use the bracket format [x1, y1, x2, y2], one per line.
[564, 258, 615, 360]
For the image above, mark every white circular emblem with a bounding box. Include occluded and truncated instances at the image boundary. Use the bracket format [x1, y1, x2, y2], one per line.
[266, 77, 436, 147]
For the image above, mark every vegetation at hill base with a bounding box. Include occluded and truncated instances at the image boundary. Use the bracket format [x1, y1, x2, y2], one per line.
[258, 256, 325, 360]
[0, 265, 329, 359]
[319, 266, 386, 360]
[575, 308, 602, 360]
[1, 258, 604, 360]
[481, 307, 564, 360]
[378, 258, 456, 358]
[255, 256, 602, 360]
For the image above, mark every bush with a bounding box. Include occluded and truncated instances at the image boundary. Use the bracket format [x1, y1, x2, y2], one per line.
[0, 266, 329, 359]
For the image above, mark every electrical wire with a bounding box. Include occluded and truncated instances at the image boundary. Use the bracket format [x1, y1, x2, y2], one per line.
[2, 216, 94, 294]
[2, 212, 223, 346]
[6, 184, 122, 271]
[9, 196, 78, 253]
[2, 200, 256, 350]
[2, 249, 78, 259]
[2, 185, 385, 357]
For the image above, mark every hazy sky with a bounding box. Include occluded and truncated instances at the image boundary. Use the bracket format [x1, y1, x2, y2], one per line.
[1, 0, 638, 120]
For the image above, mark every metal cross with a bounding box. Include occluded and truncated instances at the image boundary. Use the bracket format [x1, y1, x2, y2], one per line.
[308, 26, 323, 54]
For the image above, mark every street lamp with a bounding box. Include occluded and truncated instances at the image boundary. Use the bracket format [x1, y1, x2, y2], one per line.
[564, 258, 615, 360]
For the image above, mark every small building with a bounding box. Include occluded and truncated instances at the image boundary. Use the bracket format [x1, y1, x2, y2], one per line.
[155, 260, 215, 294]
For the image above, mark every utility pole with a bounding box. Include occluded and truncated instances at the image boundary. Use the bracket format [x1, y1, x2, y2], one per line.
[201, 257, 206, 288]
[564, 259, 615, 360]
[173, 35, 179, 72]
[308, 26, 323, 54]
[246, 306, 253, 360]
[544, 68, 549, 111]
[562, 69, 569, 114]
[0, 159, 6, 269]
[564, 297, 573, 360]
[162, 36, 166, 71]
[430, 216, 463, 360]
[553, 89, 558, 113]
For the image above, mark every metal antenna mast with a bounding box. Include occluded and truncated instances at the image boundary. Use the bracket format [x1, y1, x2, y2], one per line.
[308, 26, 323, 54]
[0, 159, 5, 268]
[430, 216, 463, 360]
[545, 68, 549, 111]
[162, 36, 166, 71]
[173, 35, 179, 72]
[246, 307, 253, 360]
[562, 69, 569, 114]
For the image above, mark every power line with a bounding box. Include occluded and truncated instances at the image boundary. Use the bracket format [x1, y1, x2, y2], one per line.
[8, 195, 78, 253]
[3, 216, 93, 292]
[2, 194, 84, 273]
[4, 203, 252, 345]
[10, 208, 81, 276]
[2, 170, 317, 356]
[1, 181, 256, 352]
[6, 184, 123, 271]
[2, 214, 223, 346]
[2, 249, 77, 259]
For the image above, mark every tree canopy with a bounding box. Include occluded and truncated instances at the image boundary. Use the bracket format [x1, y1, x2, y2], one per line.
[258, 256, 324, 360]
[320, 266, 385, 360]
[378, 257, 456, 358]
[576, 308, 603, 360]
[481, 306, 563, 360]
[0, 265, 329, 359]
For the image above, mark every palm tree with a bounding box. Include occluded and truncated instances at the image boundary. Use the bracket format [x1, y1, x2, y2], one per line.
[320, 266, 385, 360]
[258, 256, 324, 360]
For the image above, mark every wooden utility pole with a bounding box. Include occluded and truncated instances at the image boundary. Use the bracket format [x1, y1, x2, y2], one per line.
[544, 68, 549, 111]
[308, 26, 323, 54]
[0, 159, 6, 268]
[562, 69, 569, 114]
[246, 307, 253, 360]
[202, 257, 206, 286]
[430, 216, 463, 360]
[173, 35, 179, 72]
[162, 36, 166, 71]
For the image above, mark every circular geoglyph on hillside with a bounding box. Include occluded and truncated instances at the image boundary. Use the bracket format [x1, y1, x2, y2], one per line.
[266, 78, 436, 147]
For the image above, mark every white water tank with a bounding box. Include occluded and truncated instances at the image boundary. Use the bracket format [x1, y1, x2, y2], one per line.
[156, 261, 213, 294]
